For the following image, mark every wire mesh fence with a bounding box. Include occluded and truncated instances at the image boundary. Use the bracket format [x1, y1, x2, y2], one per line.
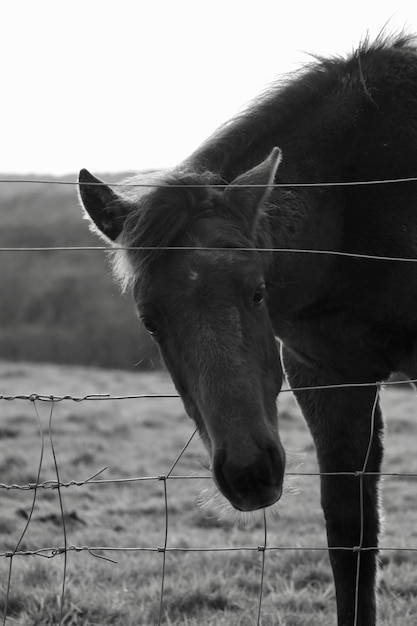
[1, 176, 417, 625]
[1, 381, 416, 626]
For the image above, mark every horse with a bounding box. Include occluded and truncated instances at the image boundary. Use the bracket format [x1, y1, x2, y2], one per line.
[78, 35, 417, 626]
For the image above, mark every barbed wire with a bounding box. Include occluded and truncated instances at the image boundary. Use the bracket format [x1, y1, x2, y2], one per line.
[0, 376, 415, 404]
[0, 468, 416, 493]
[3, 543, 417, 560]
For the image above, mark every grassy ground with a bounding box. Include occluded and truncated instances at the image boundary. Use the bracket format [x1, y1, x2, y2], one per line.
[0, 361, 416, 625]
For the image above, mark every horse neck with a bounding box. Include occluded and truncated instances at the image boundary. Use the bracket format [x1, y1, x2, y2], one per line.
[258, 181, 344, 316]
[183, 66, 358, 185]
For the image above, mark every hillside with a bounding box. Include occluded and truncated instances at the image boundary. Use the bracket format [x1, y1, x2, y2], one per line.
[0, 174, 161, 370]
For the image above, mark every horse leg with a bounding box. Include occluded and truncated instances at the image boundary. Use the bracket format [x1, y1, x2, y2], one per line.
[282, 348, 384, 626]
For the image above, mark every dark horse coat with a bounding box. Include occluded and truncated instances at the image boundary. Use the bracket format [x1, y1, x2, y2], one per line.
[79, 36, 417, 626]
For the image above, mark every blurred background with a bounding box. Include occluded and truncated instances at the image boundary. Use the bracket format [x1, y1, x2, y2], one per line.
[0, 175, 161, 369]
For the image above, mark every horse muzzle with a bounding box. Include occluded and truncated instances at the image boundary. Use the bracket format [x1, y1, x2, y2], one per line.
[212, 441, 285, 512]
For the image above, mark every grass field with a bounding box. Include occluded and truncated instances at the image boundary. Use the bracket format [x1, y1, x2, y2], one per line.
[0, 360, 417, 625]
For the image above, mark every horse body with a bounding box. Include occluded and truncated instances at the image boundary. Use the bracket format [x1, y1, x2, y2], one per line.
[79, 36, 417, 625]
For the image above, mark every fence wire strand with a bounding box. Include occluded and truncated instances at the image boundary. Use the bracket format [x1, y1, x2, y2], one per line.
[353, 386, 380, 626]
[2, 175, 417, 187]
[2, 399, 44, 626]
[48, 399, 67, 624]
[257, 510, 268, 626]
[1, 176, 417, 624]
[3, 245, 417, 266]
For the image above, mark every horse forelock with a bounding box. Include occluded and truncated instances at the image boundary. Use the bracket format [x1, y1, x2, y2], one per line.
[111, 170, 225, 291]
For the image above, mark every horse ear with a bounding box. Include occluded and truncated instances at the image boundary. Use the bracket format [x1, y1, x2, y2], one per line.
[78, 169, 130, 242]
[224, 147, 282, 233]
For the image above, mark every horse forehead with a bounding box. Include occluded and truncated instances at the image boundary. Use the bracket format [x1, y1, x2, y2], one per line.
[184, 250, 239, 282]
[139, 250, 232, 296]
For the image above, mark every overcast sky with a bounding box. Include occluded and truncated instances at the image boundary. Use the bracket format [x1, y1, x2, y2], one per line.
[2, 0, 417, 174]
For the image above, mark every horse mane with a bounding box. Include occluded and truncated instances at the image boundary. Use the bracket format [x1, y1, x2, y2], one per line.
[187, 32, 417, 180]
[112, 33, 417, 291]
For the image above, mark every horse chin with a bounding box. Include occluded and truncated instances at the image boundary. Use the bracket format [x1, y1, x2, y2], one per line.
[197, 463, 300, 529]
[231, 487, 283, 513]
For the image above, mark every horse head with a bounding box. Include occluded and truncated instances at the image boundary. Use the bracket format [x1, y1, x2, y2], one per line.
[79, 148, 286, 511]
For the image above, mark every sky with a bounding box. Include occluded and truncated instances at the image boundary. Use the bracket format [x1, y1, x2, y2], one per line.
[2, 0, 417, 175]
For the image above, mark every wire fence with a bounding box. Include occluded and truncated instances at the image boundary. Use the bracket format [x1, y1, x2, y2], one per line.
[1, 383, 416, 626]
[1, 176, 417, 625]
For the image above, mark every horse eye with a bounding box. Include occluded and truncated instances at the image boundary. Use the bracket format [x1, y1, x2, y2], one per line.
[253, 284, 266, 306]
[141, 317, 159, 337]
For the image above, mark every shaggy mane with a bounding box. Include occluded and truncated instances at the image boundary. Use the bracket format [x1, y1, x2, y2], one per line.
[186, 33, 417, 180]
[112, 33, 417, 290]
[113, 169, 224, 290]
